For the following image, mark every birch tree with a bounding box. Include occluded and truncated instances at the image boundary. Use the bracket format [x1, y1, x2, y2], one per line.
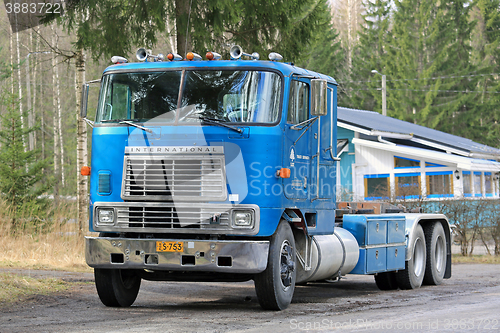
[51, 24, 61, 201]
[331, 0, 364, 70]
[15, 27, 26, 151]
[75, 49, 88, 236]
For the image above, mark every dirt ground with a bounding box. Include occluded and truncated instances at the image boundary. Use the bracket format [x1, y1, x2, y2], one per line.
[0, 263, 499, 333]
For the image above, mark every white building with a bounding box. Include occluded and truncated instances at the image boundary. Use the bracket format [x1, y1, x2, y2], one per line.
[336, 107, 500, 202]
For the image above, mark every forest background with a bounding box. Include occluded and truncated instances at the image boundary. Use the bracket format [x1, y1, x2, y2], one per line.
[0, 0, 499, 238]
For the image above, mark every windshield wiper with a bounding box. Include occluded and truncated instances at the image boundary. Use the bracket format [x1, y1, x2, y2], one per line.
[101, 118, 139, 123]
[118, 120, 153, 134]
[188, 115, 243, 133]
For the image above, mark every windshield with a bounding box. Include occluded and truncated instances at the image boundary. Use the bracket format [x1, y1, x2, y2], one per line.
[96, 70, 282, 124]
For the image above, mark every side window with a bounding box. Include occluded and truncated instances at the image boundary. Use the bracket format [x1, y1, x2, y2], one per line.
[287, 81, 309, 124]
[112, 83, 129, 120]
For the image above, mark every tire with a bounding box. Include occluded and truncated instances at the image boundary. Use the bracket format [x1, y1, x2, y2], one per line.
[374, 272, 398, 290]
[94, 268, 141, 307]
[423, 222, 447, 285]
[396, 224, 426, 290]
[254, 221, 296, 310]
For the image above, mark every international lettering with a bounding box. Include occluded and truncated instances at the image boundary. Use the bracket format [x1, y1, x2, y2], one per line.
[126, 146, 223, 154]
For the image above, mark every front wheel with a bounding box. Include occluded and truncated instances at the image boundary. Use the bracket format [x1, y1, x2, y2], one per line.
[254, 221, 296, 310]
[396, 224, 426, 290]
[94, 268, 141, 307]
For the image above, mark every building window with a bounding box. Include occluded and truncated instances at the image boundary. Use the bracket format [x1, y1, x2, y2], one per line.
[364, 174, 390, 200]
[485, 172, 493, 197]
[425, 162, 445, 168]
[395, 173, 421, 199]
[463, 171, 472, 197]
[474, 172, 482, 197]
[492, 172, 500, 196]
[394, 156, 420, 168]
[426, 171, 453, 198]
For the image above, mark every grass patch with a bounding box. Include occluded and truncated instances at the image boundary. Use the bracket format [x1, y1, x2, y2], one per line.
[0, 273, 71, 305]
[452, 254, 500, 264]
[0, 200, 96, 272]
[0, 231, 95, 272]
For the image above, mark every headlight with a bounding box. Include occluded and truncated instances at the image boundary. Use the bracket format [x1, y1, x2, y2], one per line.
[97, 208, 115, 224]
[232, 210, 254, 228]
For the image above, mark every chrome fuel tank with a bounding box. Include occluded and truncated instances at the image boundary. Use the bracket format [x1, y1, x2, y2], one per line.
[296, 227, 359, 283]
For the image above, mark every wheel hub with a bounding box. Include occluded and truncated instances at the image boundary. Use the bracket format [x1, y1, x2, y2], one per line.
[280, 241, 295, 288]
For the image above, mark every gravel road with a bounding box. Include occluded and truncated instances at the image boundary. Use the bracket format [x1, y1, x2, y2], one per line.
[1, 263, 499, 333]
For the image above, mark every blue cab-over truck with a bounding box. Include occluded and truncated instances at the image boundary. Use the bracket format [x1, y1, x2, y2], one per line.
[81, 46, 452, 310]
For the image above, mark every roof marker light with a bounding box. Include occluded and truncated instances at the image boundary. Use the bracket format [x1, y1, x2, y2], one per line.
[206, 52, 222, 60]
[167, 53, 182, 61]
[111, 56, 128, 64]
[186, 52, 202, 61]
[268, 52, 283, 61]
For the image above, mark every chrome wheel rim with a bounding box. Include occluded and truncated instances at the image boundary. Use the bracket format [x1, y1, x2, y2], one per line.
[435, 234, 446, 273]
[280, 240, 295, 291]
[413, 237, 425, 277]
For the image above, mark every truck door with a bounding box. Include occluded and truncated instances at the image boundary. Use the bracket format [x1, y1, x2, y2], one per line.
[310, 85, 335, 201]
[283, 80, 312, 200]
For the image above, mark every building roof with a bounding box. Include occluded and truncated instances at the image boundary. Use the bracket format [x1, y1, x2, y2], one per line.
[352, 138, 500, 172]
[338, 107, 500, 160]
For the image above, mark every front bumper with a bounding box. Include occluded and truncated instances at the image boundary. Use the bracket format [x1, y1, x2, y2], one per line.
[85, 237, 269, 274]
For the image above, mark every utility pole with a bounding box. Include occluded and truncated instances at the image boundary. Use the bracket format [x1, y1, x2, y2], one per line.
[371, 70, 387, 116]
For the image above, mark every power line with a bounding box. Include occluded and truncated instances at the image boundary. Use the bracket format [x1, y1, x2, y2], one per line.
[341, 72, 500, 84]
[345, 88, 500, 94]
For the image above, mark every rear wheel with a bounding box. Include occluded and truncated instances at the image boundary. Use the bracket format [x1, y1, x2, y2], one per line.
[396, 224, 426, 290]
[254, 221, 296, 310]
[423, 222, 447, 285]
[94, 268, 141, 307]
[374, 272, 398, 290]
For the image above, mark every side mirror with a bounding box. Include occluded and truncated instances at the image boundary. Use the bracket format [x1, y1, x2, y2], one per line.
[311, 79, 328, 116]
[80, 84, 90, 118]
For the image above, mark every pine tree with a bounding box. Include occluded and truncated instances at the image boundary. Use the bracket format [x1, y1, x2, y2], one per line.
[0, 93, 49, 232]
[50, 0, 329, 62]
[382, 0, 477, 134]
[299, 12, 346, 83]
[428, 0, 478, 138]
[468, 0, 500, 147]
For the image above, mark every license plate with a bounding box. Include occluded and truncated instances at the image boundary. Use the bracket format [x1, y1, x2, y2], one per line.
[156, 241, 184, 252]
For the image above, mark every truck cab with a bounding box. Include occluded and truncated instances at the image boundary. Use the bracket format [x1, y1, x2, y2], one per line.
[83, 47, 451, 310]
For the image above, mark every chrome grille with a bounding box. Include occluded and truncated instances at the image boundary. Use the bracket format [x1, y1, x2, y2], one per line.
[116, 206, 230, 230]
[122, 155, 226, 201]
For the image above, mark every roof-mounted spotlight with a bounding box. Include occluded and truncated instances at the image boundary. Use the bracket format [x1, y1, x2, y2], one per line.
[111, 56, 128, 64]
[186, 52, 202, 61]
[268, 52, 283, 61]
[206, 51, 222, 60]
[167, 53, 182, 61]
